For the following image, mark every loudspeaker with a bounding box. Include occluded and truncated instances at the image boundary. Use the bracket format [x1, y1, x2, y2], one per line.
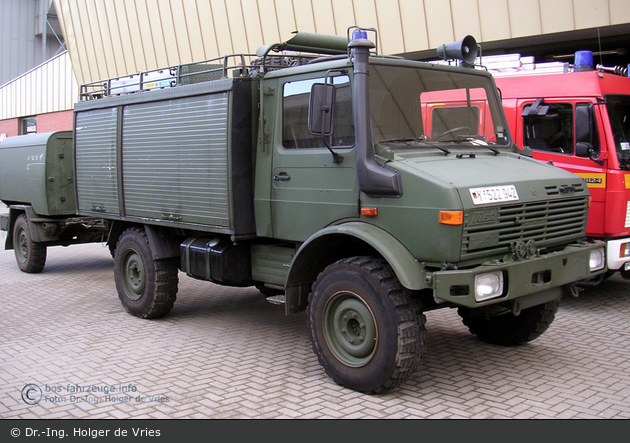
[437, 35, 478, 64]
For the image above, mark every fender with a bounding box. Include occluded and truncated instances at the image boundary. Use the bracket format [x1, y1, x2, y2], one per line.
[4, 205, 32, 250]
[285, 222, 428, 314]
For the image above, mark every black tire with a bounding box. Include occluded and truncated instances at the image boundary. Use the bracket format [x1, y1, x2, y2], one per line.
[13, 214, 47, 273]
[458, 300, 560, 347]
[114, 227, 178, 319]
[307, 256, 426, 394]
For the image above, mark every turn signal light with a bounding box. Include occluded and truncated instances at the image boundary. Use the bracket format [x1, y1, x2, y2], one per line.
[439, 211, 463, 225]
[361, 207, 378, 217]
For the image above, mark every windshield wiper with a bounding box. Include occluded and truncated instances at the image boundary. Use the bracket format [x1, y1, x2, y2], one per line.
[438, 135, 501, 155]
[378, 137, 450, 155]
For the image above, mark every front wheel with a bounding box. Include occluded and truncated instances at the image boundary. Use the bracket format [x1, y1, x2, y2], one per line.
[114, 228, 178, 319]
[13, 214, 47, 273]
[458, 300, 559, 346]
[307, 257, 426, 394]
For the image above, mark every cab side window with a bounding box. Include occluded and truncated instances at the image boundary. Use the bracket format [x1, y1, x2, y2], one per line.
[522, 102, 573, 154]
[282, 76, 354, 149]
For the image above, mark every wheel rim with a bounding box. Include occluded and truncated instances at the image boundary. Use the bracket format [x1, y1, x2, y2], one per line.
[120, 250, 145, 301]
[15, 227, 28, 264]
[323, 291, 377, 368]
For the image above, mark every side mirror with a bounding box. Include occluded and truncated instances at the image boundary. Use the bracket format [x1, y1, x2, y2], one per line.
[575, 105, 593, 144]
[308, 83, 336, 135]
[575, 104, 601, 161]
[576, 142, 600, 161]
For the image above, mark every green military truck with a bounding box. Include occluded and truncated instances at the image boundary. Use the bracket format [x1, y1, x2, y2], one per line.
[1, 29, 607, 393]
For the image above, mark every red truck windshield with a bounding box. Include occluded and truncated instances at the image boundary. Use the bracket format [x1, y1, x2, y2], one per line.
[606, 95, 630, 169]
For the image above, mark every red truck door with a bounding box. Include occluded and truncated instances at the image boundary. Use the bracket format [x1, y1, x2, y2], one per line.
[512, 98, 608, 237]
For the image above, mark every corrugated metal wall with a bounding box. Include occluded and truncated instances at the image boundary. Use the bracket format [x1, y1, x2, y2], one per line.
[54, 0, 630, 86]
[0, 51, 78, 120]
[0, 0, 64, 87]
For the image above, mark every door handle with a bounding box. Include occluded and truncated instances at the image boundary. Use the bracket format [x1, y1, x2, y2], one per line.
[273, 173, 291, 182]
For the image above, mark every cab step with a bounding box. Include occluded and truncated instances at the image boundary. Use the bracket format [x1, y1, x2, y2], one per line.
[266, 295, 286, 305]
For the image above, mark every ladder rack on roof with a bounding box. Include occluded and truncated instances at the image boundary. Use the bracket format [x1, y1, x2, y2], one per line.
[79, 52, 319, 101]
[483, 54, 570, 77]
[79, 54, 254, 101]
[430, 53, 570, 76]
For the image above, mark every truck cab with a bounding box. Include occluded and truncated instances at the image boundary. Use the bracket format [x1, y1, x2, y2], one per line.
[492, 55, 630, 280]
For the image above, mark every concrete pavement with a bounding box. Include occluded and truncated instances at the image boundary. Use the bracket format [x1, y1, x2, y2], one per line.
[1, 232, 629, 419]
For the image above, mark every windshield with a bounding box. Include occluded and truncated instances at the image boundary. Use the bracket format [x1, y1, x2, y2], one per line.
[606, 95, 630, 168]
[368, 64, 510, 148]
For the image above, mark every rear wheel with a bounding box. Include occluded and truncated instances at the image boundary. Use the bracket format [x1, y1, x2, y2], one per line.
[458, 300, 559, 346]
[13, 214, 47, 273]
[307, 256, 426, 394]
[114, 227, 178, 319]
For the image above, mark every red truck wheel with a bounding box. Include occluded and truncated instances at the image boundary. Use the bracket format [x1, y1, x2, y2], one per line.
[307, 256, 426, 394]
[114, 228, 178, 319]
[13, 214, 47, 273]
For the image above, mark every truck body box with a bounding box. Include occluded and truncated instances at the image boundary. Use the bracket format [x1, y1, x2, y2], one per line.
[73, 77, 256, 237]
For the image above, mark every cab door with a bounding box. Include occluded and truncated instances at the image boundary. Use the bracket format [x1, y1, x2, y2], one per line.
[269, 73, 358, 242]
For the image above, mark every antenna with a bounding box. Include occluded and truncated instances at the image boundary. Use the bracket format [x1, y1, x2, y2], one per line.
[596, 8, 603, 67]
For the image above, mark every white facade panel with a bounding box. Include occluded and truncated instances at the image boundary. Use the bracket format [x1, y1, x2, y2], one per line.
[0, 51, 78, 120]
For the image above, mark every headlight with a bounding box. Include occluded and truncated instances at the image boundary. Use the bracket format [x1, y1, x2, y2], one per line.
[589, 247, 606, 272]
[475, 271, 504, 302]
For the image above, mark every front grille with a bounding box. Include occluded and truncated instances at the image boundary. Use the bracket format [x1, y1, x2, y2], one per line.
[462, 195, 589, 259]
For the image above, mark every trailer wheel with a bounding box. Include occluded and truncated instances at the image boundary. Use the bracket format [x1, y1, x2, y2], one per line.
[13, 214, 47, 273]
[114, 228, 178, 319]
[307, 256, 426, 394]
[457, 300, 559, 347]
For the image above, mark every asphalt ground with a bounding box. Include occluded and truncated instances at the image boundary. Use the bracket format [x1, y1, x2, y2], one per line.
[1, 222, 629, 421]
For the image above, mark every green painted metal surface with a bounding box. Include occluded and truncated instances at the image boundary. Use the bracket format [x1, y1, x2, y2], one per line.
[0, 131, 75, 216]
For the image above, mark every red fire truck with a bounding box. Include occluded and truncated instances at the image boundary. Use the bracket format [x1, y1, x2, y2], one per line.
[489, 52, 630, 282]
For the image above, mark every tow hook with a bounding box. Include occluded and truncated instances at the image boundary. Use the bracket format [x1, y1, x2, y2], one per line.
[511, 299, 521, 317]
[567, 283, 581, 298]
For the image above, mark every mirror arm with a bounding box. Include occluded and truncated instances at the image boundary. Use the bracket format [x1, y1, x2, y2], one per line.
[319, 99, 343, 163]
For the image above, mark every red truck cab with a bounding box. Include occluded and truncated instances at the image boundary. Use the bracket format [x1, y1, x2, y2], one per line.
[492, 55, 630, 280]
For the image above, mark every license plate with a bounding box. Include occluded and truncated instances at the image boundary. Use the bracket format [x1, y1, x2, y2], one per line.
[469, 185, 519, 205]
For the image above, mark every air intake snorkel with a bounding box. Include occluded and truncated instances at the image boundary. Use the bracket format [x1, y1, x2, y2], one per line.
[349, 30, 402, 198]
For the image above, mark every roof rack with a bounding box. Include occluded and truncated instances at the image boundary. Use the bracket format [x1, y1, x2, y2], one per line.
[79, 28, 377, 101]
[79, 54, 259, 101]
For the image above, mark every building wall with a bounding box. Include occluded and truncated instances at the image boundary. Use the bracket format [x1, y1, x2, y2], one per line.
[0, 118, 19, 139]
[36, 109, 73, 133]
[54, 0, 630, 85]
[0, 0, 65, 87]
[0, 110, 71, 140]
[0, 51, 78, 121]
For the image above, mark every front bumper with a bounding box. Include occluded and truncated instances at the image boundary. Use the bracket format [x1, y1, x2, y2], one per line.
[431, 241, 607, 308]
[606, 237, 630, 271]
